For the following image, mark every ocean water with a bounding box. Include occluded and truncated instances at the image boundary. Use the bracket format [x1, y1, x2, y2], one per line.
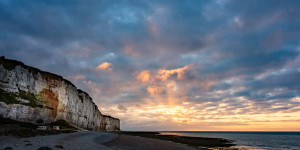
[159, 131, 300, 150]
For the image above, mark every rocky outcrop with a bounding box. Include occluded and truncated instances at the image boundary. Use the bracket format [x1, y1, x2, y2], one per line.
[0, 56, 120, 131]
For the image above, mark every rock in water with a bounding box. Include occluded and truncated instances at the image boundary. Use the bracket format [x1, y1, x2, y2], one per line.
[0, 56, 120, 131]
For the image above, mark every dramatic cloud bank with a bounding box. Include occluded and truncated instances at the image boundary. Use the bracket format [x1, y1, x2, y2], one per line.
[1, 0, 300, 131]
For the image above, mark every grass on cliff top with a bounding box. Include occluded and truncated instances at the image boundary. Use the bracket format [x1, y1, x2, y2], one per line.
[0, 89, 42, 108]
[0, 56, 40, 75]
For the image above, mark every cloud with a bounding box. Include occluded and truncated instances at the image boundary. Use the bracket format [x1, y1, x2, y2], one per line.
[95, 62, 113, 71]
[118, 104, 128, 113]
[123, 43, 139, 57]
[137, 70, 151, 83]
[234, 17, 244, 27]
[157, 65, 189, 81]
[147, 86, 163, 96]
[67, 75, 85, 80]
[82, 80, 101, 97]
[1, 0, 300, 131]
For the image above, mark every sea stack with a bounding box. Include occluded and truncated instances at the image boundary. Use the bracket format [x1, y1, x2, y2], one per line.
[0, 56, 120, 131]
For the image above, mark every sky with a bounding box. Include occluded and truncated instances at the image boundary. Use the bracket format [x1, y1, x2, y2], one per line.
[1, 0, 300, 131]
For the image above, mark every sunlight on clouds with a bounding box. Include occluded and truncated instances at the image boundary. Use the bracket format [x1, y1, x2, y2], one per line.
[147, 86, 163, 96]
[136, 65, 190, 83]
[291, 96, 300, 102]
[95, 62, 113, 71]
[66, 75, 85, 81]
[110, 102, 300, 131]
[101, 90, 300, 131]
[136, 65, 190, 102]
[167, 81, 177, 91]
[158, 65, 189, 81]
[2, 0, 300, 132]
[136, 105, 195, 123]
[137, 70, 151, 83]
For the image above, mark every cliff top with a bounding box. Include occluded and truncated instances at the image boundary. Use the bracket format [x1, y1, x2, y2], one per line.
[0, 56, 76, 88]
[103, 115, 120, 120]
[0, 56, 99, 112]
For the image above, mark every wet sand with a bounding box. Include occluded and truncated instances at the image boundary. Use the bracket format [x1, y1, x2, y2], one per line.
[105, 134, 200, 150]
[115, 132, 235, 149]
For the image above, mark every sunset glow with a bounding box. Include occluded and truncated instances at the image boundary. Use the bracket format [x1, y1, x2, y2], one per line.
[1, 0, 300, 131]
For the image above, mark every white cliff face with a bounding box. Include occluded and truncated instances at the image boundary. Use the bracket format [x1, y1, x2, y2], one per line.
[0, 57, 120, 131]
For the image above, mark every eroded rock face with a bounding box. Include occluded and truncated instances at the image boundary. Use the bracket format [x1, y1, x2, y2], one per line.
[0, 57, 120, 131]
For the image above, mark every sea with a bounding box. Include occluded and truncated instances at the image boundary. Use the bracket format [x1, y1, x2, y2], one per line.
[159, 131, 300, 150]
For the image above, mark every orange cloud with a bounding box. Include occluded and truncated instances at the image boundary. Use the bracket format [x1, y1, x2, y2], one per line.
[158, 65, 189, 81]
[167, 81, 177, 91]
[136, 65, 190, 83]
[135, 65, 190, 99]
[95, 62, 112, 71]
[111, 100, 300, 131]
[147, 86, 163, 96]
[137, 70, 151, 83]
[73, 75, 85, 80]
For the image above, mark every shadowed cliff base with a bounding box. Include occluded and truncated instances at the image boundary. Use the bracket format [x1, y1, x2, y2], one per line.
[0, 117, 76, 137]
[0, 131, 117, 150]
[106, 131, 237, 150]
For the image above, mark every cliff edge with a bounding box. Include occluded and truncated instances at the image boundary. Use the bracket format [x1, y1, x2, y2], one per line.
[0, 56, 120, 131]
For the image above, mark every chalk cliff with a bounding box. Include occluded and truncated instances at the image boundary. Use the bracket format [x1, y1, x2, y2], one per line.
[0, 56, 120, 131]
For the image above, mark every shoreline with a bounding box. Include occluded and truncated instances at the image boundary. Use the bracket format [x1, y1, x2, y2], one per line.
[1, 130, 294, 150]
[115, 131, 237, 150]
[105, 133, 201, 150]
[0, 131, 201, 150]
[0, 131, 239, 150]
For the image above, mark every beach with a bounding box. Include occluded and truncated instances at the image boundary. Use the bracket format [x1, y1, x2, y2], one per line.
[0, 131, 116, 150]
[0, 131, 198, 150]
[0, 118, 235, 150]
[105, 134, 199, 150]
[0, 131, 236, 150]
[0, 131, 200, 150]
